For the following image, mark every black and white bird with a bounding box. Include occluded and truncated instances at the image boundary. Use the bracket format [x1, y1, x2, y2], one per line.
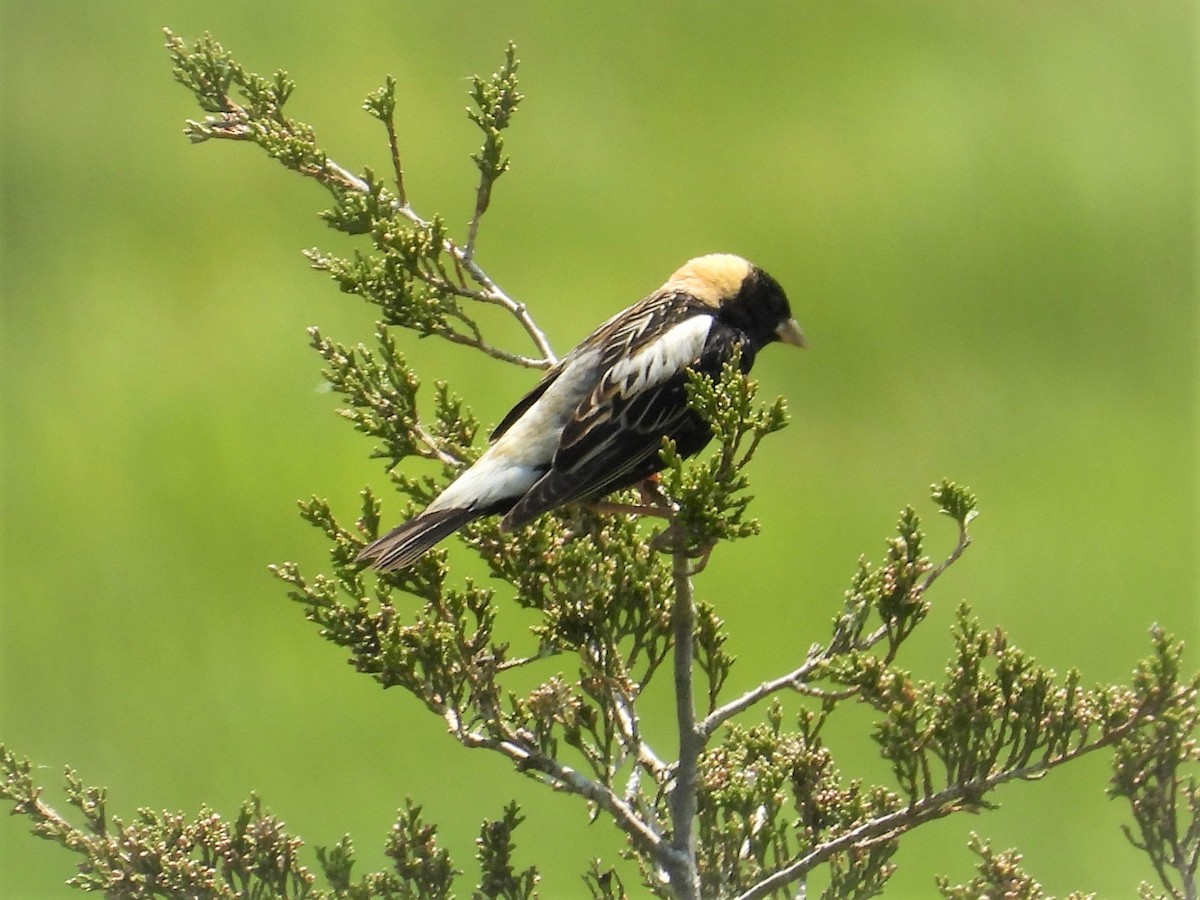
[358, 253, 805, 570]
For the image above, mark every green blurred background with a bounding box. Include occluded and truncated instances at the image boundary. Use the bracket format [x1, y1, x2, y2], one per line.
[1, 2, 1195, 896]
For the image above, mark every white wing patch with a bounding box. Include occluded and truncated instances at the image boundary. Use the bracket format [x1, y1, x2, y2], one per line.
[606, 315, 712, 398]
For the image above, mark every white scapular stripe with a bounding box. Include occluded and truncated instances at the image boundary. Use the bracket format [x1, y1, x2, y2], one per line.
[606, 315, 712, 397]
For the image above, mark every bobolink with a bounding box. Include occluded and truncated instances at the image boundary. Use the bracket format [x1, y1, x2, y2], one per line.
[358, 253, 805, 570]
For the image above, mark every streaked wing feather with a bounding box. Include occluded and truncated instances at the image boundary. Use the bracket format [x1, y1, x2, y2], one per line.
[503, 293, 724, 527]
[556, 374, 692, 473]
[488, 288, 685, 443]
[504, 383, 697, 526]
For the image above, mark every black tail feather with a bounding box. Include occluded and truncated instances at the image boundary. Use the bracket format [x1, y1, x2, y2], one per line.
[357, 507, 479, 571]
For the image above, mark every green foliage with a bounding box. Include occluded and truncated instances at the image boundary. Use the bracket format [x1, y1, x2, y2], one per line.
[696, 703, 900, 900]
[583, 859, 629, 900]
[0, 745, 540, 900]
[465, 42, 523, 257]
[849, 602, 1146, 804]
[166, 29, 327, 180]
[932, 478, 978, 528]
[1110, 629, 1200, 900]
[166, 29, 293, 122]
[826, 504, 932, 661]
[167, 27, 550, 370]
[467, 42, 522, 190]
[362, 75, 408, 206]
[658, 348, 790, 554]
[308, 324, 479, 470]
[1, 745, 314, 898]
[474, 803, 538, 900]
[936, 834, 1096, 900]
[679, 490, 1189, 899]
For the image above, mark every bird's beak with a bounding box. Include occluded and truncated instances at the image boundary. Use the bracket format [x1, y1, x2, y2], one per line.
[776, 317, 807, 348]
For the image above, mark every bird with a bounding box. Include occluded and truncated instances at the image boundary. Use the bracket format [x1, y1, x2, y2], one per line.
[358, 253, 805, 571]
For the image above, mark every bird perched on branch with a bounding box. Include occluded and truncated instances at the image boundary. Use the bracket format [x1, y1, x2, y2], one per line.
[358, 253, 805, 570]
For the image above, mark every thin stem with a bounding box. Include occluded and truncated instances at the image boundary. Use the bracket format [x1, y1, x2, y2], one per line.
[383, 108, 407, 206]
[919, 514, 971, 595]
[585, 500, 674, 520]
[667, 544, 702, 900]
[465, 177, 491, 261]
[435, 323, 550, 368]
[494, 644, 561, 671]
[697, 657, 850, 742]
[7, 788, 95, 855]
[430, 596, 676, 882]
[443, 707, 667, 864]
[412, 423, 462, 469]
[612, 685, 670, 784]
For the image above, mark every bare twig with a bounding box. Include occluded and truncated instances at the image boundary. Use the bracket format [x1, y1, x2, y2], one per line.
[411, 422, 463, 469]
[612, 685, 670, 784]
[585, 500, 674, 520]
[697, 650, 846, 741]
[443, 707, 670, 867]
[918, 513, 971, 595]
[434, 322, 552, 369]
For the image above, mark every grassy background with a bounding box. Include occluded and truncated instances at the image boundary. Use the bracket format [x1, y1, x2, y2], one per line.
[1, 2, 1195, 897]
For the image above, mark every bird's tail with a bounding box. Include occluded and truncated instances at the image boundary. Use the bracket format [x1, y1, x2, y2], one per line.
[357, 507, 480, 571]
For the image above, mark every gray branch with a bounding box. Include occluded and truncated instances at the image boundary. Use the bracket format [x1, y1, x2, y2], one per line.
[666, 545, 703, 900]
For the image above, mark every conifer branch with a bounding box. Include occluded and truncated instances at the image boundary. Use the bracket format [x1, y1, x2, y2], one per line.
[164, 28, 555, 369]
[736, 711, 1146, 900]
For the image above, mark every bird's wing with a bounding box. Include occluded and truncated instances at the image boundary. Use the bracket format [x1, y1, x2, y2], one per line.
[488, 297, 652, 442]
[503, 292, 726, 526]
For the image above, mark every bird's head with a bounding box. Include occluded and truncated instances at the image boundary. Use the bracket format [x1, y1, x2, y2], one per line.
[666, 253, 806, 350]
